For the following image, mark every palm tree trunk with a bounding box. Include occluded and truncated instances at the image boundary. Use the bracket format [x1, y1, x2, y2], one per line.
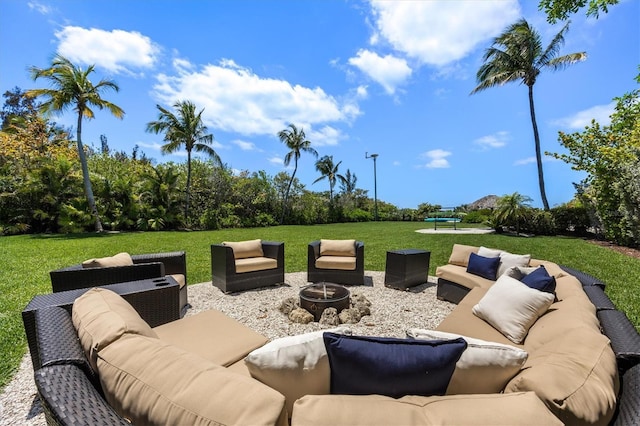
[528, 85, 550, 210]
[76, 111, 103, 232]
[185, 150, 192, 226]
[281, 161, 298, 225]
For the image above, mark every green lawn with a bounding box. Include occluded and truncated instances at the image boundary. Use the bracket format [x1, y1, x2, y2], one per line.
[2, 222, 639, 391]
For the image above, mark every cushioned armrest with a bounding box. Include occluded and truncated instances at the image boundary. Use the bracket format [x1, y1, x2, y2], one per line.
[597, 309, 640, 373]
[35, 364, 130, 426]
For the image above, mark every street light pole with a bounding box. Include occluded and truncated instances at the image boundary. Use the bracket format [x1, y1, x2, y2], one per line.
[365, 152, 379, 221]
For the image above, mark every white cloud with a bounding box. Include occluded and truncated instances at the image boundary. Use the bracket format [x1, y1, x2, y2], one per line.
[474, 131, 509, 149]
[421, 149, 451, 168]
[348, 49, 412, 95]
[268, 156, 284, 166]
[553, 102, 615, 129]
[368, 0, 520, 66]
[55, 26, 160, 75]
[514, 157, 536, 166]
[28, 1, 52, 14]
[233, 139, 259, 151]
[307, 125, 343, 146]
[153, 59, 359, 142]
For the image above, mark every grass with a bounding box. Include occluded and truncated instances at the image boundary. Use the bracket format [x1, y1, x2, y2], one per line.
[2, 221, 639, 391]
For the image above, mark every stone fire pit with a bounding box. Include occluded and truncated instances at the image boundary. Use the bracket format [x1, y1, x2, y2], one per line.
[279, 283, 371, 326]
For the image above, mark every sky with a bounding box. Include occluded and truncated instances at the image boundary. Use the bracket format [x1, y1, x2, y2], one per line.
[1, 0, 638, 210]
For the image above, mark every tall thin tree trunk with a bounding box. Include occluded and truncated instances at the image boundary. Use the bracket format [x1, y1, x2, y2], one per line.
[281, 161, 298, 225]
[528, 85, 550, 210]
[185, 150, 192, 226]
[76, 111, 103, 232]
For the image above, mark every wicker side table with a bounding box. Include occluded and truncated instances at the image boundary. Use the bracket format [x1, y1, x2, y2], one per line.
[384, 249, 431, 290]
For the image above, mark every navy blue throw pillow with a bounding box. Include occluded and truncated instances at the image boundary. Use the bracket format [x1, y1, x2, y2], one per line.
[521, 266, 556, 294]
[466, 252, 500, 280]
[322, 333, 466, 398]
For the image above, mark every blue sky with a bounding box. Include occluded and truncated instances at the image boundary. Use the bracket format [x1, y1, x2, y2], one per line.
[1, 0, 638, 209]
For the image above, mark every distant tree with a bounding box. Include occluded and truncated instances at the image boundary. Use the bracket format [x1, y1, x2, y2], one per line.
[539, 0, 618, 23]
[146, 100, 221, 224]
[278, 124, 318, 224]
[1, 87, 39, 129]
[313, 155, 347, 202]
[340, 169, 357, 195]
[27, 55, 124, 232]
[471, 19, 586, 210]
[495, 192, 533, 235]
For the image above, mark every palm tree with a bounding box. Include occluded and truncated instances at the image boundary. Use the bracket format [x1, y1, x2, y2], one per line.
[146, 101, 221, 223]
[27, 55, 124, 232]
[278, 124, 318, 223]
[471, 19, 586, 210]
[313, 155, 347, 202]
[495, 192, 533, 235]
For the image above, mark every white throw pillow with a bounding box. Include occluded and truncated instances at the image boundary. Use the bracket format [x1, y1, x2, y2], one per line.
[472, 275, 554, 344]
[477, 246, 503, 258]
[244, 327, 351, 415]
[497, 252, 531, 277]
[406, 329, 528, 394]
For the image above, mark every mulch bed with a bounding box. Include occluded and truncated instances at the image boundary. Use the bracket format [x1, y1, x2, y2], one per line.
[589, 240, 640, 260]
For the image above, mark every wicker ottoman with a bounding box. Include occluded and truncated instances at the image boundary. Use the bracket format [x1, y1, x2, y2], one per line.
[384, 249, 431, 290]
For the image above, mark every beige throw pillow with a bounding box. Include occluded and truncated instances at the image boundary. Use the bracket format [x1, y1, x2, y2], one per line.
[448, 244, 479, 267]
[82, 252, 133, 268]
[245, 327, 351, 415]
[406, 329, 528, 394]
[472, 275, 554, 344]
[72, 288, 157, 372]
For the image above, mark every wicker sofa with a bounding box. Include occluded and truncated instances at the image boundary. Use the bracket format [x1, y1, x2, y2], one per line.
[26, 246, 640, 425]
[49, 251, 189, 316]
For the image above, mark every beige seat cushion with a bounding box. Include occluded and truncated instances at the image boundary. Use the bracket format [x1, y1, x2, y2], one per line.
[153, 309, 268, 366]
[236, 256, 278, 273]
[169, 273, 186, 288]
[448, 244, 479, 267]
[82, 252, 133, 268]
[406, 329, 528, 394]
[436, 264, 494, 291]
[223, 239, 264, 259]
[315, 255, 356, 271]
[505, 328, 619, 425]
[291, 392, 562, 425]
[319, 239, 356, 257]
[98, 333, 287, 426]
[72, 288, 157, 372]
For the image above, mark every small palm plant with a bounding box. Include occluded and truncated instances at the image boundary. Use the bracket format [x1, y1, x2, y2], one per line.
[313, 155, 347, 203]
[494, 192, 533, 235]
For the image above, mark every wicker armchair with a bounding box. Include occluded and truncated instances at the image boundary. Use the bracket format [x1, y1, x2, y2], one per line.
[211, 241, 284, 293]
[307, 240, 365, 285]
[49, 251, 188, 316]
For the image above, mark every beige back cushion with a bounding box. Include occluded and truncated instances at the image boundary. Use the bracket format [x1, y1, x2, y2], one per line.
[319, 239, 356, 257]
[448, 244, 479, 267]
[291, 392, 562, 426]
[98, 333, 287, 426]
[82, 252, 133, 268]
[72, 288, 157, 372]
[223, 239, 264, 259]
[406, 329, 528, 395]
[505, 329, 619, 425]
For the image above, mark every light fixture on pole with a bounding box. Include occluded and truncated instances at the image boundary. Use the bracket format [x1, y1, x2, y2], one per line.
[365, 152, 379, 221]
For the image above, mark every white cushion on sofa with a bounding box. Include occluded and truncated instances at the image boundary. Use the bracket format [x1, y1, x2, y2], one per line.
[477, 246, 503, 258]
[245, 327, 351, 415]
[472, 275, 554, 344]
[497, 252, 531, 277]
[406, 328, 528, 394]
